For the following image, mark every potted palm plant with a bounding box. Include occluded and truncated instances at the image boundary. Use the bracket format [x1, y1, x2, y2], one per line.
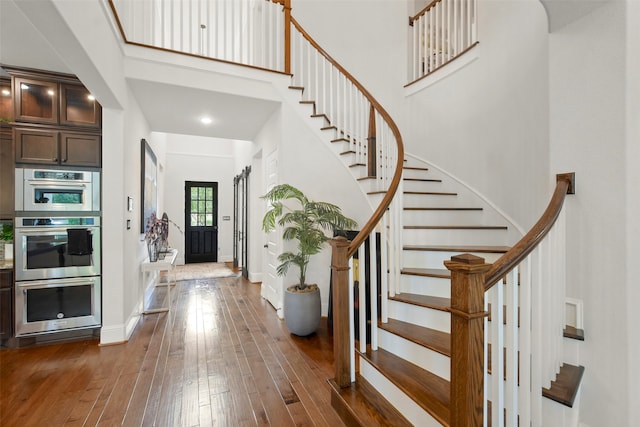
[262, 184, 357, 336]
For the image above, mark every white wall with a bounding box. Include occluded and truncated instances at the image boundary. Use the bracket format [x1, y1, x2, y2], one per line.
[161, 134, 238, 265]
[625, 3, 640, 426]
[549, 3, 630, 426]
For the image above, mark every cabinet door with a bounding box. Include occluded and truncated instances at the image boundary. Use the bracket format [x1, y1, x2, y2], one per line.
[0, 78, 13, 122]
[0, 129, 14, 219]
[0, 271, 13, 339]
[14, 128, 59, 165]
[14, 77, 59, 124]
[60, 83, 101, 128]
[60, 132, 101, 167]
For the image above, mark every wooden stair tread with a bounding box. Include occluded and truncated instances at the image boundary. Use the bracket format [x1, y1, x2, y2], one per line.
[403, 166, 429, 171]
[404, 225, 508, 230]
[404, 245, 511, 253]
[321, 125, 337, 131]
[361, 347, 450, 425]
[349, 163, 366, 168]
[401, 267, 450, 278]
[542, 363, 585, 407]
[332, 137, 350, 143]
[340, 150, 356, 155]
[404, 207, 483, 211]
[404, 191, 457, 196]
[357, 176, 376, 181]
[288, 85, 304, 91]
[379, 318, 450, 356]
[367, 190, 387, 195]
[403, 178, 442, 182]
[563, 325, 585, 341]
[389, 293, 450, 311]
[329, 375, 412, 427]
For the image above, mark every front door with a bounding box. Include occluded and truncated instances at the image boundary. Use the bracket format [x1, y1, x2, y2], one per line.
[185, 181, 218, 264]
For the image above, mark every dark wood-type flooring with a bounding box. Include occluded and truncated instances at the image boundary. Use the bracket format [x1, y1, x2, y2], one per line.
[0, 274, 344, 426]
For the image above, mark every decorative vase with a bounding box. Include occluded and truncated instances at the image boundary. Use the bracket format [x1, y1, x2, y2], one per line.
[147, 240, 159, 262]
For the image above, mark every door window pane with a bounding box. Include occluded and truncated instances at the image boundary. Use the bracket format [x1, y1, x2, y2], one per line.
[190, 185, 215, 227]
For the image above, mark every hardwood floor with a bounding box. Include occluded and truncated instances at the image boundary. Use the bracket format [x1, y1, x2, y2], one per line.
[0, 275, 345, 426]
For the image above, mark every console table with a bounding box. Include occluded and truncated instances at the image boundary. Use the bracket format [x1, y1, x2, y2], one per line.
[140, 248, 178, 314]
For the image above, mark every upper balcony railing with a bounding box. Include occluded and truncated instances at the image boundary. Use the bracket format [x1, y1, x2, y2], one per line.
[408, 0, 478, 85]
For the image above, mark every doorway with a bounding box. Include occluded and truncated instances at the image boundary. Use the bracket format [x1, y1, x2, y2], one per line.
[233, 166, 250, 279]
[184, 181, 218, 264]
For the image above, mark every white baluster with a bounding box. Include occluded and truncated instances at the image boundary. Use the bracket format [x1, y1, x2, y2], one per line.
[358, 245, 366, 354]
[370, 229, 378, 351]
[505, 268, 518, 425]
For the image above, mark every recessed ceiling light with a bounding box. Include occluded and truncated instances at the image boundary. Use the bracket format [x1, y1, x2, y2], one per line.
[1, 89, 9, 96]
[20, 83, 29, 90]
[200, 117, 213, 124]
[87, 94, 95, 101]
[47, 89, 55, 96]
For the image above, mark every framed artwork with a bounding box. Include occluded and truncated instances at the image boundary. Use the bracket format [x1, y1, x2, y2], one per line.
[141, 138, 157, 232]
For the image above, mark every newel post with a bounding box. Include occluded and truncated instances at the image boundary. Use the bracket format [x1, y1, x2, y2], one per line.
[330, 236, 351, 388]
[283, 0, 292, 74]
[444, 254, 491, 427]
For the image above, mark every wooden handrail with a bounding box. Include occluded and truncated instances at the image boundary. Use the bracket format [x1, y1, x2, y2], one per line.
[290, 18, 405, 258]
[484, 172, 575, 290]
[409, 0, 444, 26]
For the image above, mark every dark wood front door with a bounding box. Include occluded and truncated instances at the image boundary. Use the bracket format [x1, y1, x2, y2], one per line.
[185, 181, 218, 264]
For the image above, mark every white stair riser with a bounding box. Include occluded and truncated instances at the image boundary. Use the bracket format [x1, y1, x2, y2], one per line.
[400, 274, 451, 298]
[403, 193, 471, 208]
[403, 208, 509, 226]
[388, 299, 450, 333]
[378, 329, 450, 381]
[402, 228, 510, 246]
[403, 250, 505, 270]
[359, 357, 442, 427]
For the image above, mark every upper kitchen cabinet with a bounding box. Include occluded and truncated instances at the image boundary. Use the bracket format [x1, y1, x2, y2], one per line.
[60, 83, 101, 128]
[13, 77, 59, 125]
[0, 78, 12, 122]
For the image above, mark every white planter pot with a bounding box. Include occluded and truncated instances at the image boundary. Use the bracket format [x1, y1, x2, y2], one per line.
[284, 285, 321, 336]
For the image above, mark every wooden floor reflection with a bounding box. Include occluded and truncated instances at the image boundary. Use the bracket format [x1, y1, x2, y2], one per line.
[0, 275, 344, 426]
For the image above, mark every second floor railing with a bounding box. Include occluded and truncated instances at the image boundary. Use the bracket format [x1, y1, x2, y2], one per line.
[408, 0, 479, 85]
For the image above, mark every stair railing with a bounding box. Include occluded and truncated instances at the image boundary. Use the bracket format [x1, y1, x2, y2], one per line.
[408, 0, 479, 85]
[446, 173, 574, 426]
[287, 17, 405, 388]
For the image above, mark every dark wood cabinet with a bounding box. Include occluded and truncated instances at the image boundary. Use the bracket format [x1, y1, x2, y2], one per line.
[0, 78, 13, 122]
[0, 129, 14, 219]
[15, 128, 101, 167]
[60, 83, 101, 128]
[0, 269, 13, 340]
[14, 127, 59, 164]
[61, 132, 101, 167]
[13, 77, 59, 125]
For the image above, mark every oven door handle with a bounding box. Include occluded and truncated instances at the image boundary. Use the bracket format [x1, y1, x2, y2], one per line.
[16, 227, 96, 235]
[26, 181, 88, 188]
[17, 277, 97, 289]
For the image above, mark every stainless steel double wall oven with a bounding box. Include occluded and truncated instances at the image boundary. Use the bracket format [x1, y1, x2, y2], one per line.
[14, 167, 101, 337]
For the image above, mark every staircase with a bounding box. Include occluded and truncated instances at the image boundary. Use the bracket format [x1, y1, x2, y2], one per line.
[107, 1, 584, 424]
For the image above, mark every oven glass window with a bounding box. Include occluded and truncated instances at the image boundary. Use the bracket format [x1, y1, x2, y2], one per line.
[26, 285, 92, 322]
[26, 233, 93, 269]
[33, 188, 83, 205]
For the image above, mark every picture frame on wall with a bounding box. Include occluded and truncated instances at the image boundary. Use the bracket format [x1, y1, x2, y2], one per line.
[140, 138, 157, 233]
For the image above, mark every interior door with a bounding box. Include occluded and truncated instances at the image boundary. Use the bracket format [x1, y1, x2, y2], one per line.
[233, 166, 251, 279]
[185, 181, 218, 264]
[261, 150, 283, 318]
